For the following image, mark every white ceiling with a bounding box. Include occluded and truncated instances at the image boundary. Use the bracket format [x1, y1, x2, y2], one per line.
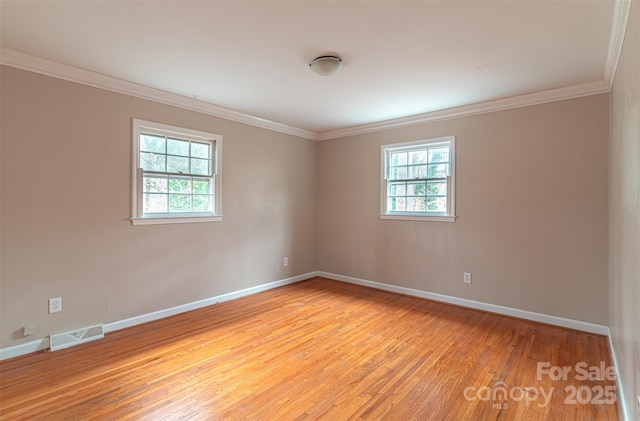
[0, 1, 624, 137]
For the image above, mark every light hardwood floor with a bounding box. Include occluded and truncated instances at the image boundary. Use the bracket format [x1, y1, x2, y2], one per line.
[0, 277, 619, 420]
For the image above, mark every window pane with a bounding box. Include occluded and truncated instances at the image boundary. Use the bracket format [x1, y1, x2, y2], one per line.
[389, 182, 406, 196]
[409, 150, 428, 165]
[193, 195, 212, 212]
[144, 193, 167, 213]
[428, 148, 449, 163]
[168, 177, 191, 193]
[389, 166, 408, 180]
[167, 138, 189, 156]
[169, 194, 191, 212]
[427, 181, 447, 196]
[193, 178, 211, 194]
[409, 165, 428, 179]
[143, 175, 168, 193]
[427, 164, 449, 177]
[407, 182, 426, 196]
[140, 135, 165, 153]
[407, 197, 426, 212]
[389, 197, 406, 211]
[191, 158, 210, 176]
[140, 152, 166, 171]
[426, 197, 447, 212]
[191, 142, 210, 159]
[167, 155, 189, 173]
[390, 152, 407, 166]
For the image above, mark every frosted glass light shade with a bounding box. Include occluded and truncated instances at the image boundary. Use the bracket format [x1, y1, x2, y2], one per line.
[309, 55, 343, 76]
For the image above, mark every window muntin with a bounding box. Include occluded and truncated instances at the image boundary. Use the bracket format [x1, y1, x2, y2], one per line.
[131, 119, 222, 225]
[381, 136, 456, 221]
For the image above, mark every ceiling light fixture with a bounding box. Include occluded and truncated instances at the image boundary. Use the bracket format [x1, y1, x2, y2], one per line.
[309, 55, 343, 76]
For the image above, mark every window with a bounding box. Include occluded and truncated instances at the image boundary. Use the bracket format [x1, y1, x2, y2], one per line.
[131, 119, 222, 225]
[380, 136, 456, 222]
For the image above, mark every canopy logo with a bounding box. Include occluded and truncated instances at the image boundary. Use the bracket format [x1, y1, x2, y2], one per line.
[463, 382, 554, 409]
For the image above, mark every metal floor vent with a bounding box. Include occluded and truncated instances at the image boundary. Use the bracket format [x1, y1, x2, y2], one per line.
[49, 324, 104, 352]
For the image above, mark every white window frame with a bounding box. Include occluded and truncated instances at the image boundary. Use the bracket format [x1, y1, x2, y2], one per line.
[380, 136, 456, 222]
[130, 119, 223, 226]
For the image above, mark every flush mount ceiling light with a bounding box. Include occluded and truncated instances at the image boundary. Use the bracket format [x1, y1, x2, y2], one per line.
[309, 55, 343, 76]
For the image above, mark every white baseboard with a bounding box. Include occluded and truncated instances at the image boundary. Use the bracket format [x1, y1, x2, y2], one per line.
[317, 271, 609, 335]
[0, 337, 49, 361]
[103, 271, 319, 333]
[0, 271, 609, 361]
[607, 328, 631, 421]
[0, 272, 318, 361]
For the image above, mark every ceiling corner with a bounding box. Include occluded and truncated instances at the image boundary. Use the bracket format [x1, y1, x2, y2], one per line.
[604, 0, 633, 90]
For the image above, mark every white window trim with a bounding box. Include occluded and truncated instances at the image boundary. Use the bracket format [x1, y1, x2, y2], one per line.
[130, 119, 223, 226]
[380, 136, 457, 222]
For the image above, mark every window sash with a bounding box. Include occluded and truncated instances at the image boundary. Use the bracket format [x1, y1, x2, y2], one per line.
[385, 142, 451, 181]
[140, 172, 214, 215]
[386, 180, 450, 214]
[139, 133, 215, 177]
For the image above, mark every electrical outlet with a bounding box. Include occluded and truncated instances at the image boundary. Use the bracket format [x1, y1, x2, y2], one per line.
[463, 272, 472, 284]
[283, 257, 289, 267]
[49, 297, 62, 314]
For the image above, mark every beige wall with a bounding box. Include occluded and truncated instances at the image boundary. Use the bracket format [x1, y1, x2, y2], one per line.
[610, 0, 640, 418]
[0, 60, 616, 354]
[0, 66, 318, 348]
[317, 94, 610, 325]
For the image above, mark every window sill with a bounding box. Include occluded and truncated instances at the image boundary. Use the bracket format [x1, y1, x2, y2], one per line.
[130, 215, 223, 226]
[380, 214, 457, 222]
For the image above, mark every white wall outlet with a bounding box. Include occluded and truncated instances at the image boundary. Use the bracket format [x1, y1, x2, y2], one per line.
[23, 324, 37, 336]
[283, 257, 289, 267]
[463, 272, 472, 284]
[49, 297, 62, 313]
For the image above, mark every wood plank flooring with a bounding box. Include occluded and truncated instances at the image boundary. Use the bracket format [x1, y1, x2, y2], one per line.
[0, 277, 619, 420]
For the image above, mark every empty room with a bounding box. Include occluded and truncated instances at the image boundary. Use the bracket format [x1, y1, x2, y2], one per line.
[0, 1, 638, 420]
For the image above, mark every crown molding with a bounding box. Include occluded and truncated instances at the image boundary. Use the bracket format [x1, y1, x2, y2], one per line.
[0, 47, 317, 140]
[317, 80, 610, 141]
[1, 47, 614, 143]
[604, 0, 632, 90]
